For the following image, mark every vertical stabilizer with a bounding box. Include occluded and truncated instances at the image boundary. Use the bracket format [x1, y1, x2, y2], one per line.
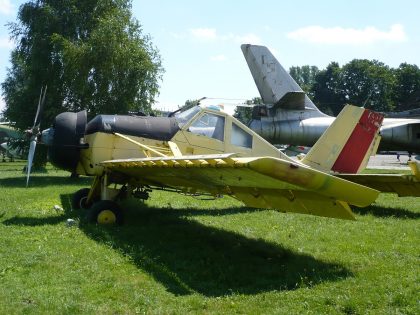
[301, 105, 384, 173]
[241, 44, 321, 112]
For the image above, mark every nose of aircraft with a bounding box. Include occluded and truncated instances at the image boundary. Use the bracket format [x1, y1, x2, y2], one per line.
[46, 110, 87, 172]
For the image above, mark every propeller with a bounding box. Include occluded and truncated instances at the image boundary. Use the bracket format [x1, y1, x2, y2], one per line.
[26, 85, 47, 187]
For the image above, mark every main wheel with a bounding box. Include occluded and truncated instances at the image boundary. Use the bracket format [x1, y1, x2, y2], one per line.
[72, 188, 91, 209]
[87, 200, 123, 225]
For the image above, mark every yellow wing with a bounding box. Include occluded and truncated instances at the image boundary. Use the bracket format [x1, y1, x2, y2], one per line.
[101, 154, 380, 220]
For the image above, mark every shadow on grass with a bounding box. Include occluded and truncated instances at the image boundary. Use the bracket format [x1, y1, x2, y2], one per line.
[3, 194, 353, 297]
[3, 215, 67, 226]
[352, 204, 420, 219]
[0, 175, 92, 188]
[85, 195, 353, 296]
[166, 206, 262, 217]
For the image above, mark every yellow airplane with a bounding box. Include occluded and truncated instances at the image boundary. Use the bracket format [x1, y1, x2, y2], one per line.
[27, 101, 388, 225]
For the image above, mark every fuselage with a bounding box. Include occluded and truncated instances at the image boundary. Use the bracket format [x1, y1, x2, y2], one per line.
[41, 105, 287, 176]
[249, 113, 420, 153]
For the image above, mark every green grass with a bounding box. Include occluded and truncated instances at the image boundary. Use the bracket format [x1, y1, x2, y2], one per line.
[0, 162, 419, 314]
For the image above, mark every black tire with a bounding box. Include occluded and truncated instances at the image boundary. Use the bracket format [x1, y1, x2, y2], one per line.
[87, 200, 123, 225]
[72, 188, 91, 209]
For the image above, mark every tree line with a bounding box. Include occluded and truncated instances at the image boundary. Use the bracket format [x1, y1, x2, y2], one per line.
[289, 61, 420, 116]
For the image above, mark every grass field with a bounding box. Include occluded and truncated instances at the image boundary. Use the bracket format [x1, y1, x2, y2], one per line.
[0, 162, 419, 314]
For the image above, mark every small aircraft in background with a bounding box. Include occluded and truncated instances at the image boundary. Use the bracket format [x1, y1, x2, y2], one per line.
[0, 122, 24, 161]
[241, 44, 420, 153]
[26, 88, 390, 224]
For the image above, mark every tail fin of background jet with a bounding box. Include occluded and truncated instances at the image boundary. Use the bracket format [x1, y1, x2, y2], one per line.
[241, 44, 325, 115]
[301, 105, 384, 173]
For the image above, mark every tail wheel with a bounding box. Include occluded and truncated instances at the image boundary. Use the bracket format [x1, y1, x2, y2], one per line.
[87, 200, 123, 225]
[72, 188, 91, 209]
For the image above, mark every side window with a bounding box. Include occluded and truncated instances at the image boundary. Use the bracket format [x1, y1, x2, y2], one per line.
[231, 123, 252, 148]
[188, 113, 225, 141]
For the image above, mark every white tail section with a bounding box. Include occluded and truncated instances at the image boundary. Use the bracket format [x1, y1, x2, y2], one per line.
[241, 44, 326, 115]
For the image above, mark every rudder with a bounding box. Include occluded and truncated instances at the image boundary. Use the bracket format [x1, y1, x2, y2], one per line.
[301, 105, 384, 173]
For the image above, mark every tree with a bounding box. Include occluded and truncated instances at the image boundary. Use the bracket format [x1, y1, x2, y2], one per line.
[311, 62, 346, 115]
[340, 59, 395, 112]
[289, 65, 319, 98]
[2, 0, 163, 133]
[392, 63, 420, 111]
[312, 60, 397, 114]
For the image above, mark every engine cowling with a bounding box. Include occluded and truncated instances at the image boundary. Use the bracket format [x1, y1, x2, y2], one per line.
[47, 111, 87, 172]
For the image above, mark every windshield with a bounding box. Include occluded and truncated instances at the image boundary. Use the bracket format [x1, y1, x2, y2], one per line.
[174, 106, 201, 127]
[189, 113, 225, 141]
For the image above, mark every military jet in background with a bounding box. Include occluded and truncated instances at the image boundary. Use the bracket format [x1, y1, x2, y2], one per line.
[385, 108, 420, 119]
[241, 44, 420, 153]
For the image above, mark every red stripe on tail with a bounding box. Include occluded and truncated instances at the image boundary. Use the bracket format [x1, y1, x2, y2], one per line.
[332, 109, 384, 173]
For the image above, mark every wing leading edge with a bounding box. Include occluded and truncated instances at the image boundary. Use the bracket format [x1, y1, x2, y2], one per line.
[101, 155, 380, 220]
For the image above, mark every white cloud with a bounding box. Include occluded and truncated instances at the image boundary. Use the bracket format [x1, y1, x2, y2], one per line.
[287, 24, 407, 45]
[0, 0, 14, 15]
[0, 37, 13, 49]
[190, 28, 218, 41]
[210, 54, 227, 62]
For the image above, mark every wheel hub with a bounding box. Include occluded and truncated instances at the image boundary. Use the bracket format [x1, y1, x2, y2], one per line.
[97, 210, 117, 224]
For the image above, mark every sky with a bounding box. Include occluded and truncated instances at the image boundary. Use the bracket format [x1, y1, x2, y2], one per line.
[0, 0, 419, 113]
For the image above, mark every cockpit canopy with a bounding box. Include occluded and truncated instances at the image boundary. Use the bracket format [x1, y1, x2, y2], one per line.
[175, 105, 253, 149]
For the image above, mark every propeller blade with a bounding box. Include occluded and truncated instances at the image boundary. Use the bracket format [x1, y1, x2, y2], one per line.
[33, 86, 43, 129]
[33, 85, 47, 129]
[26, 139, 37, 187]
[26, 85, 47, 187]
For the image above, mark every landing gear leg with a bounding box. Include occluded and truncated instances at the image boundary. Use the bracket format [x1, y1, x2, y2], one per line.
[86, 173, 126, 225]
[72, 176, 101, 209]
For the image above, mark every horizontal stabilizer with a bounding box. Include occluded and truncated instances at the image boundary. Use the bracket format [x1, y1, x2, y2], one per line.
[338, 173, 420, 197]
[276, 92, 306, 109]
[338, 161, 420, 197]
